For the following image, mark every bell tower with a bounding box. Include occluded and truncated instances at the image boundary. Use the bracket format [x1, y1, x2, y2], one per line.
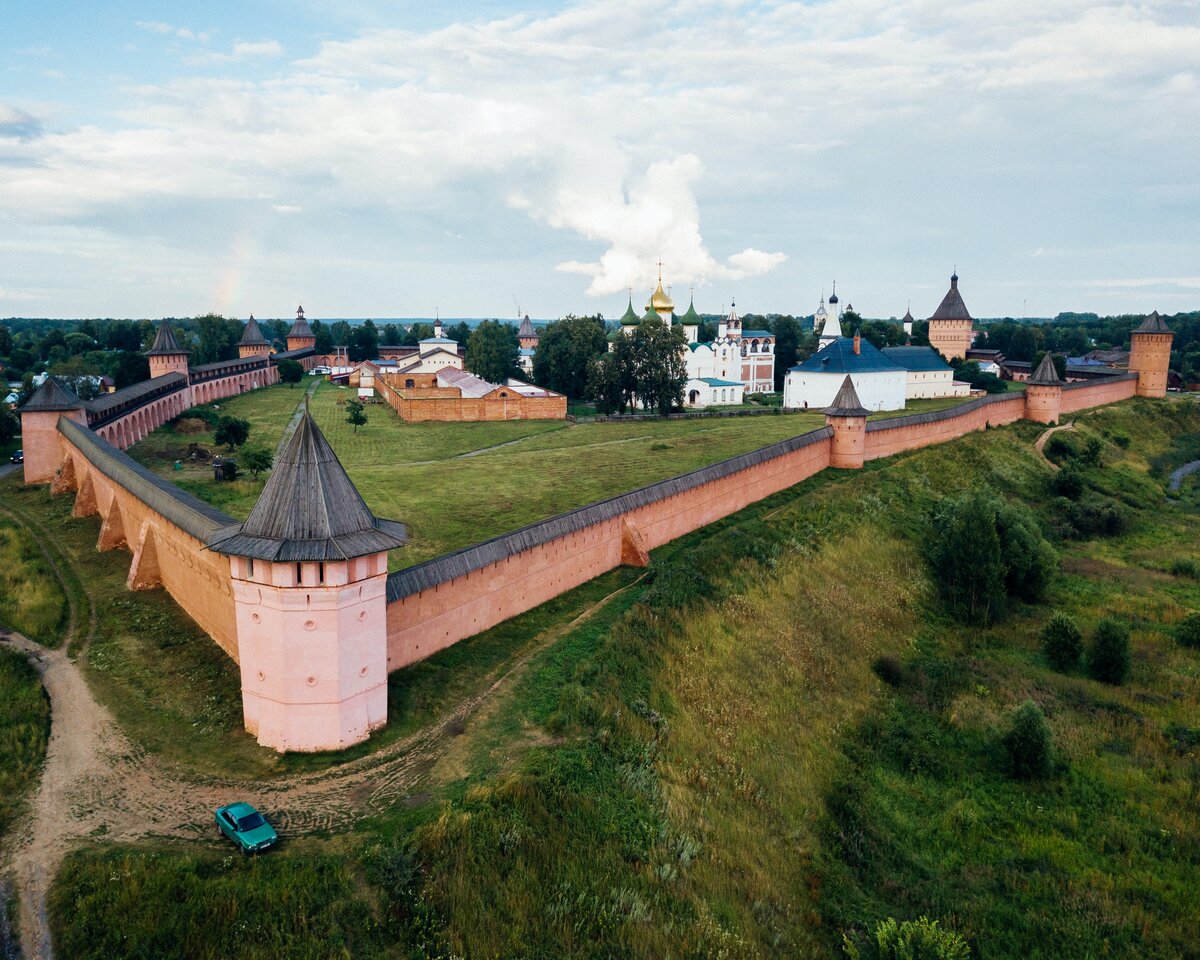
[286, 305, 317, 353]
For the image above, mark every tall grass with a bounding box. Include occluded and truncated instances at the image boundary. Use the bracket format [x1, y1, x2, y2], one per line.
[0, 646, 51, 839]
[0, 520, 67, 647]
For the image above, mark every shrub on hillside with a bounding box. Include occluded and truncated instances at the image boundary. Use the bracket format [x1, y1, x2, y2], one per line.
[1043, 433, 1077, 465]
[871, 655, 907, 688]
[1170, 558, 1200, 579]
[1001, 700, 1054, 780]
[843, 916, 970, 960]
[995, 504, 1057, 603]
[1042, 613, 1083, 671]
[1065, 496, 1129, 539]
[1175, 612, 1200, 649]
[1050, 464, 1085, 500]
[927, 492, 1056, 624]
[1088, 618, 1131, 685]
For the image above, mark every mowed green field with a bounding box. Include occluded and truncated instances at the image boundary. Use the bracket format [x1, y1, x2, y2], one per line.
[130, 379, 980, 569]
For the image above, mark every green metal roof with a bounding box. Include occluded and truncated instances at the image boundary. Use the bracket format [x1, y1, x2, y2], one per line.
[619, 299, 640, 325]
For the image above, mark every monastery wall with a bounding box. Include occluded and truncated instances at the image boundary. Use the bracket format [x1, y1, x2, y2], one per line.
[1059, 375, 1138, 414]
[54, 419, 239, 657]
[383, 429, 833, 668]
[863, 393, 1026, 461]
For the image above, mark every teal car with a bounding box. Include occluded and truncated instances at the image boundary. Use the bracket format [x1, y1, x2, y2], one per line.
[215, 802, 277, 854]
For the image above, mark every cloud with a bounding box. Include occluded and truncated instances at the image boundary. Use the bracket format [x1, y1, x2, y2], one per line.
[3, 1, 1199, 315]
[0, 105, 43, 140]
[272, 204, 303, 213]
[1083, 277, 1200, 289]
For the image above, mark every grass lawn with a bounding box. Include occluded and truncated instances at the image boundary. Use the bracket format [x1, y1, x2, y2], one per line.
[131, 380, 986, 570]
[0, 646, 51, 842]
[0, 509, 68, 648]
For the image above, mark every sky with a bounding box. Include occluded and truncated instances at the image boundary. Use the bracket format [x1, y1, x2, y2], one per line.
[1, 0, 1198, 321]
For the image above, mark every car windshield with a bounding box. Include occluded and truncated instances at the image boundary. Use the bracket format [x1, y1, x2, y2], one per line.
[236, 813, 265, 831]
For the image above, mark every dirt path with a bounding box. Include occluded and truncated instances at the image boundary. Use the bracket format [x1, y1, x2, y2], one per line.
[1169, 459, 1200, 492]
[0, 574, 638, 960]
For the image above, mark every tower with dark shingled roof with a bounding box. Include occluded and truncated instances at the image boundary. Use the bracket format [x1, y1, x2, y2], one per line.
[1129, 311, 1173, 398]
[286, 305, 317, 354]
[1025, 352, 1063, 424]
[825, 375, 869, 469]
[146, 319, 190, 380]
[238, 315, 271, 359]
[926, 271, 974, 361]
[208, 405, 406, 752]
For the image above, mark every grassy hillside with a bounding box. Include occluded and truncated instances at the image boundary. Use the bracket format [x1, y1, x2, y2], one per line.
[42, 397, 1200, 957]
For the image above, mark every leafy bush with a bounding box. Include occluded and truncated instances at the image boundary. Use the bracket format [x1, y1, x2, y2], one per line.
[1050, 464, 1085, 500]
[1088, 618, 1131, 685]
[844, 916, 971, 959]
[1170, 558, 1199, 579]
[871, 655, 907, 688]
[175, 405, 219, 427]
[1001, 700, 1054, 779]
[1065, 496, 1129, 538]
[1042, 612, 1083, 671]
[1043, 433, 1077, 465]
[926, 492, 1056, 624]
[241, 447, 274, 479]
[1175, 612, 1200, 650]
[213, 415, 250, 450]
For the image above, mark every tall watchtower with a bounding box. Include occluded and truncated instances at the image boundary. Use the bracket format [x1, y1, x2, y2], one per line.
[208, 405, 407, 752]
[238, 315, 271, 359]
[517, 314, 539, 351]
[1128, 311, 1173, 398]
[286, 305, 317, 354]
[926, 271, 974, 361]
[19, 376, 88, 484]
[146, 319, 190, 380]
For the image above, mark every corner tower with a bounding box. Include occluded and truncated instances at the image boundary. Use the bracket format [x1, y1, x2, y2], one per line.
[208, 405, 407, 752]
[1128, 311, 1173, 398]
[146, 319, 190, 379]
[287, 305, 317, 353]
[238, 315, 271, 359]
[927, 271, 974, 361]
[19, 376, 88, 484]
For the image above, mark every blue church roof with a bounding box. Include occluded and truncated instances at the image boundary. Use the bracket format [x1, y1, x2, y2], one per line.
[698, 377, 744, 387]
[789, 337, 903, 374]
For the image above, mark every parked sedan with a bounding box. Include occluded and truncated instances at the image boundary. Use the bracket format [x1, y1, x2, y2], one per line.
[215, 802, 277, 854]
[9, 450, 22, 464]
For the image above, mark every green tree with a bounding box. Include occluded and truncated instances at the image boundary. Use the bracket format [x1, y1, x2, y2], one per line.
[531, 314, 608, 396]
[241, 448, 274, 479]
[345, 398, 367, 433]
[1002, 700, 1054, 780]
[111, 351, 150, 390]
[214, 415, 251, 451]
[1042, 612, 1083, 670]
[844, 916, 970, 959]
[445, 321, 472, 351]
[466, 319, 520, 384]
[994, 502, 1056, 603]
[194, 314, 242, 365]
[1088, 618, 1131, 685]
[0, 324, 12, 355]
[629, 315, 687, 415]
[770, 316, 802, 392]
[0, 405, 17, 446]
[349, 320, 380, 362]
[1007, 326, 1040, 361]
[277, 359, 304, 386]
[63, 331, 96, 355]
[927, 491, 1006, 624]
[1176, 612, 1200, 649]
[312, 319, 334, 355]
[587, 351, 626, 414]
[402, 323, 435, 346]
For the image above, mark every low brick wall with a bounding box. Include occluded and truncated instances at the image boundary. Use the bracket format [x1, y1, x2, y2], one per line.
[863, 393, 1026, 461]
[384, 428, 833, 668]
[1059, 375, 1138, 414]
